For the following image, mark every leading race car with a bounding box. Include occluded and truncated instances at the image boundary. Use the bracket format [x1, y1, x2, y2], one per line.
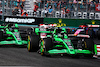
[27, 24, 97, 57]
[0, 23, 28, 46]
[39, 27, 97, 57]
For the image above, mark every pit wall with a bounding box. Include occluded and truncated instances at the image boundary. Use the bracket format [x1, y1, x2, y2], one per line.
[43, 18, 100, 27]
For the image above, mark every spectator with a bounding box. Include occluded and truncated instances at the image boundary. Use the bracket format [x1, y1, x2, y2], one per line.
[90, 1, 94, 11]
[46, 0, 50, 8]
[36, 0, 41, 8]
[4, 1, 7, 7]
[65, 8, 70, 18]
[33, 3, 38, 12]
[61, 7, 65, 18]
[44, 7, 48, 17]
[48, 5, 53, 17]
[14, 0, 18, 6]
[20, 2, 24, 14]
[94, 2, 97, 11]
[17, 0, 20, 2]
[22, 0, 25, 5]
[50, 0, 53, 6]
[47, 0, 50, 4]
[45, 3, 48, 8]
[0, 1, 2, 7]
[66, 8, 70, 13]
[17, 0, 20, 6]
[57, 1, 61, 10]
[61, 0, 66, 8]
[12, 6, 19, 15]
[69, 0, 73, 4]
[0, 9, 2, 15]
[54, 1, 57, 10]
[73, 0, 77, 4]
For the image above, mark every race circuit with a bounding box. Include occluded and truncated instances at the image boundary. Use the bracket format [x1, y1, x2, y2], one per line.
[0, 26, 99, 67]
[0, 40, 99, 67]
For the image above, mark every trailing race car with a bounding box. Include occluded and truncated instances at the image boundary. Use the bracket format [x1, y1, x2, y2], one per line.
[27, 24, 97, 57]
[0, 23, 28, 46]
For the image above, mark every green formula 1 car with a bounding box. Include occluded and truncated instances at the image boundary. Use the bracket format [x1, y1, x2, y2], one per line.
[0, 23, 28, 46]
[39, 28, 97, 56]
[27, 24, 97, 57]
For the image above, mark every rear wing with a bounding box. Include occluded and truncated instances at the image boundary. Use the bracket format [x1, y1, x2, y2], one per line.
[39, 24, 57, 31]
[87, 25, 100, 28]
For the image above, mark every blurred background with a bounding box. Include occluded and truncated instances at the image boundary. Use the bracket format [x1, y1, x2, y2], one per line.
[0, 0, 100, 21]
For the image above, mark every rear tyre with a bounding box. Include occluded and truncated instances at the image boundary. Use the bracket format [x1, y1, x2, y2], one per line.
[97, 29, 100, 40]
[84, 38, 94, 53]
[27, 34, 39, 52]
[83, 38, 94, 58]
[87, 29, 95, 39]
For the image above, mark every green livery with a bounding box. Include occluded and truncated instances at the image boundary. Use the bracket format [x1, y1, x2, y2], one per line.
[40, 28, 96, 56]
[0, 23, 28, 45]
[27, 24, 97, 57]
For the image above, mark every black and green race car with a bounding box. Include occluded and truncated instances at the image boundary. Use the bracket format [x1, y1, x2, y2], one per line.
[0, 23, 28, 46]
[27, 24, 97, 57]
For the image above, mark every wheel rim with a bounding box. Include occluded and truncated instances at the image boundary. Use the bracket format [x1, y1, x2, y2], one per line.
[40, 39, 45, 55]
[84, 41, 87, 48]
[28, 35, 31, 51]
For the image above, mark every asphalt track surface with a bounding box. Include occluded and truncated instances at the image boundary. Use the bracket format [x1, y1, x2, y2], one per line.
[0, 26, 100, 67]
[0, 46, 100, 67]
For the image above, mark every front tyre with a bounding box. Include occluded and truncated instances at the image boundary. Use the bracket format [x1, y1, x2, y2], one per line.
[27, 34, 39, 52]
[40, 38, 53, 56]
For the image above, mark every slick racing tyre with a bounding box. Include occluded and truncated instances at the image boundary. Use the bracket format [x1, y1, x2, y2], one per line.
[84, 38, 94, 52]
[97, 29, 100, 40]
[0, 31, 3, 40]
[40, 38, 53, 56]
[84, 38, 94, 58]
[27, 34, 39, 52]
[87, 29, 95, 39]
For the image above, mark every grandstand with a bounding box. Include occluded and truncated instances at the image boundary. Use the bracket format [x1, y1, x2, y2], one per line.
[0, 0, 100, 20]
